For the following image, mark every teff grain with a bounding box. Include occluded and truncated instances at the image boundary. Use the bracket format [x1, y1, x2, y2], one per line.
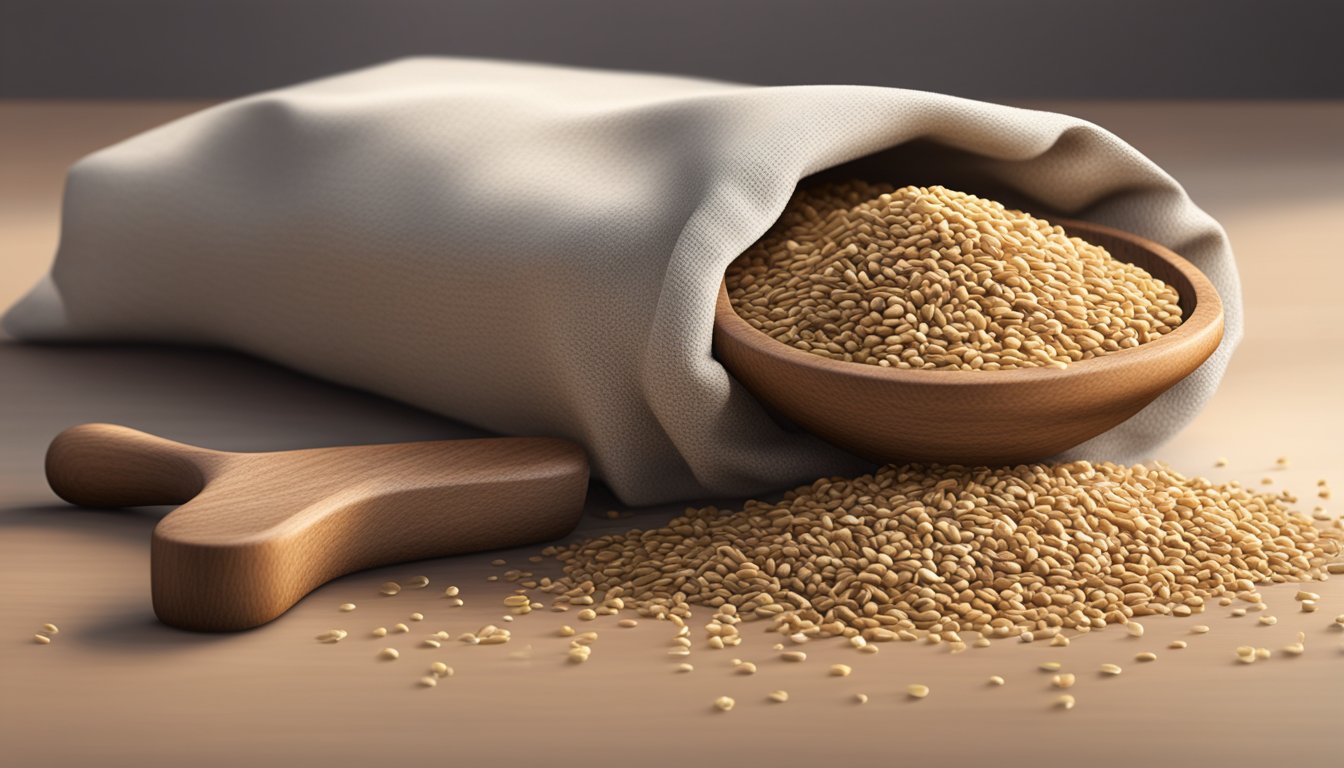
[408, 576, 430, 589]
[781, 651, 808, 663]
[725, 182, 1182, 371]
[444, 586, 460, 598]
[1099, 664, 1122, 676]
[339, 603, 356, 612]
[830, 664, 853, 677]
[907, 684, 930, 699]
[1052, 673, 1076, 689]
[768, 690, 789, 703]
[41, 624, 59, 635]
[988, 675, 1006, 686]
[1126, 622, 1145, 638]
[1191, 626, 1211, 635]
[1168, 640, 1188, 650]
[379, 648, 400, 660]
[379, 582, 401, 596]
[1258, 616, 1278, 626]
[1135, 652, 1157, 662]
[854, 693, 869, 704]
[34, 634, 51, 645]
[714, 696, 735, 712]
[548, 462, 1340, 643]
[1056, 694, 1077, 711]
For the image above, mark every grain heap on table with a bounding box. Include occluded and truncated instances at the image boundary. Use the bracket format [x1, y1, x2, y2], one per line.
[726, 182, 1182, 370]
[546, 461, 1342, 641]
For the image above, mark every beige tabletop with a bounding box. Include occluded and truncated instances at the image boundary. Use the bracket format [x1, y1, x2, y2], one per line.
[2, 100, 1342, 768]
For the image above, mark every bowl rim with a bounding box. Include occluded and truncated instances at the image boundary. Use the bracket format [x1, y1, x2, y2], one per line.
[714, 217, 1225, 388]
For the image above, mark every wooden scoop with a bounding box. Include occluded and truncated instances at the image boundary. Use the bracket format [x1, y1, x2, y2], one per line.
[45, 423, 589, 632]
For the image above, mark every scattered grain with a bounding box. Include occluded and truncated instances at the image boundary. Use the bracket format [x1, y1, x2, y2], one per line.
[549, 463, 1341, 643]
[1135, 652, 1157, 662]
[907, 684, 930, 699]
[407, 576, 430, 589]
[1099, 663, 1122, 676]
[830, 664, 853, 677]
[379, 581, 401, 596]
[379, 648, 400, 660]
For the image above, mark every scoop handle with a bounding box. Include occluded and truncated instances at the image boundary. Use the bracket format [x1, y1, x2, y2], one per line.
[46, 423, 217, 508]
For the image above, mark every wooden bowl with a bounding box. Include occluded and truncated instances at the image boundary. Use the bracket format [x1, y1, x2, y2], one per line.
[713, 219, 1224, 466]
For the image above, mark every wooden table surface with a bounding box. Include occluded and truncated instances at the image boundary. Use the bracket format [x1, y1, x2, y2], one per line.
[2, 101, 1342, 767]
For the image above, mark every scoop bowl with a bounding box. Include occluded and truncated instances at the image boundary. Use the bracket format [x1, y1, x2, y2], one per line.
[713, 218, 1224, 466]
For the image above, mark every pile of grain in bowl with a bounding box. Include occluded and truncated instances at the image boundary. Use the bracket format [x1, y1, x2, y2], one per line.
[546, 461, 1341, 641]
[725, 182, 1183, 370]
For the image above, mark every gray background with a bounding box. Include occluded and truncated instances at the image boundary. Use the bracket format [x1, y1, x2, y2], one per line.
[2, 0, 1342, 100]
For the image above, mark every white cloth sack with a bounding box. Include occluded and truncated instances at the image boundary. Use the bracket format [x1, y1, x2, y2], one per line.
[3, 58, 1242, 505]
